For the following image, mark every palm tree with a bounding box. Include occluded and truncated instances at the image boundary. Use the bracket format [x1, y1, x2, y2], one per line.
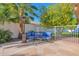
[17, 4, 38, 42]
[0, 3, 38, 42]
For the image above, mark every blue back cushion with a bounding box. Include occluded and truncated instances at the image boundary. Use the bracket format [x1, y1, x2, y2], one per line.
[27, 32, 35, 36]
[42, 32, 52, 37]
[26, 31, 52, 39]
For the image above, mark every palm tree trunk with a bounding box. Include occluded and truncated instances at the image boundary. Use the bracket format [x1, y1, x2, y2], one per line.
[19, 8, 26, 43]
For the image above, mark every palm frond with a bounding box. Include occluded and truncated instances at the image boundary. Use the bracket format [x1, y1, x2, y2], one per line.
[32, 13, 38, 17]
[29, 16, 34, 21]
[25, 12, 28, 16]
[31, 5, 38, 10]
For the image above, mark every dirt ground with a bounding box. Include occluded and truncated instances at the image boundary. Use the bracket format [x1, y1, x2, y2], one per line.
[0, 37, 79, 56]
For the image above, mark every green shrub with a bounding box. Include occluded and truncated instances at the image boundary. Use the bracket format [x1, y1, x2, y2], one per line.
[62, 32, 79, 37]
[0, 29, 12, 43]
[72, 33, 79, 37]
[62, 32, 72, 37]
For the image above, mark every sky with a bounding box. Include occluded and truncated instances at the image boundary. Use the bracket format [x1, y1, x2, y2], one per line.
[31, 3, 52, 24]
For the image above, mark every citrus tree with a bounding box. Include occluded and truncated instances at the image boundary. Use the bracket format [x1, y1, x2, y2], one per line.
[40, 3, 77, 37]
[40, 3, 77, 27]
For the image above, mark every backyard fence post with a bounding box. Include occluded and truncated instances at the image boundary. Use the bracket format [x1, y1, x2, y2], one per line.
[54, 26, 57, 40]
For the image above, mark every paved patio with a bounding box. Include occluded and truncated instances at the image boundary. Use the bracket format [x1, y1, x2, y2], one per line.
[12, 40, 79, 56]
[0, 38, 79, 56]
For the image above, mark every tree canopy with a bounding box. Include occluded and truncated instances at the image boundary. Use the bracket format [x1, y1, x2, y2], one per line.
[40, 3, 77, 27]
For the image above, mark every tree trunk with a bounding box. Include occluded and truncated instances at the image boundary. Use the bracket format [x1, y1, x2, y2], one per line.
[74, 3, 79, 24]
[19, 8, 26, 43]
